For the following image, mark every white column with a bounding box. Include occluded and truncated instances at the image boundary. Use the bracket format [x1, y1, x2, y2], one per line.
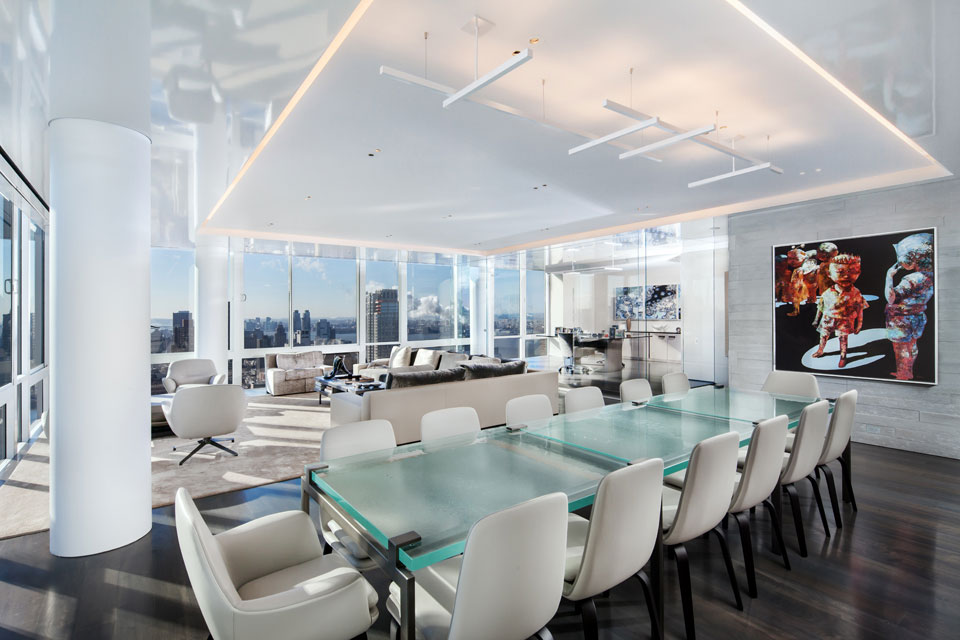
[48, 0, 152, 557]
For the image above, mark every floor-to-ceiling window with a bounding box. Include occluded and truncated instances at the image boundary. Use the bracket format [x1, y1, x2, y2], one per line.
[524, 264, 547, 358]
[493, 254, 520, 360]
[28, 221, 43, 369]
[365, 255, 400, 360]
[291, 254, 357, 347]
[406, 261, 454, 342]
[0, 198, 13, 388]
[149, 247, 196, 394]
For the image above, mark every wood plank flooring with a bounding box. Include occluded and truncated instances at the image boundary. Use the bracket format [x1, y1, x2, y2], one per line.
[0, 443, 958, 639]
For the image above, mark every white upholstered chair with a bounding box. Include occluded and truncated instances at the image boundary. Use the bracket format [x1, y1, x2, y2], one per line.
[660, 372, 690, 396]
[163, 358, 227, 393]
[162, 385, 246, 465]
[319, 420, 397, 570]
[619, 378, 653, 404]
[661, 431, 742, 640]
[564, 386, 604, 414]
[505, 394, 554, 425]
[420, 407, 481, 442]
[761, 370, 820, 398]
[778, 400, 831, 557]
[175, 488, 378, 640]
[564, 459, 664, 640]
[386, 492, 568, 640]
[817, 390, 859, 527]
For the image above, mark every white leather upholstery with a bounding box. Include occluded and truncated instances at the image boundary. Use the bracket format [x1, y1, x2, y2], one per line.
[819, 390, 857, 465]
[163, 358, 226, 393]
[175, 488, 377, 640]
[564, 459, 664, 602]
[386, 492, 568, 640]
[163, 385, 246, 441]
[662, 431, 739, 546]
[619, 378, 653, 404]
[660, 372, 690, 396]
[420, 407, 481, 442]
[564, 386, 604, 414]
[762, 370, 820, 398]
[505, 394, 553, 425]
[321, 419, 397, 461]
[780, 401, 830, 485]
[730, 416, 789, 514]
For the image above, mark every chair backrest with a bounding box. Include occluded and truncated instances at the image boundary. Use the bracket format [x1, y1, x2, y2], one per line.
[167, 385, 246, 440]
[505, 394, 553, 425]
[565, 459, 664, 602]
[663, 431, 739, 545]
[449, 492, 568, 640]
[819, 390, 858, 465]
[564, 386, 604, 414]
[661, 372, 690, 396]
[420, 407, 481, 442]
[619, 378, 653, 404]
[730, 416, 789, 513]
[164, 358, 219, 392]
[780, 400, 830, 485]
[762, 370, 820, 398]
[175, 488, 240, 637]
[321, 419, 396, 461]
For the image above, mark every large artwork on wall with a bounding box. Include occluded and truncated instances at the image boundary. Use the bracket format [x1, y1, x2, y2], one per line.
[773, 228, 936, 384]
[615, 286, 644, 319]
[645, 284, 680, 320]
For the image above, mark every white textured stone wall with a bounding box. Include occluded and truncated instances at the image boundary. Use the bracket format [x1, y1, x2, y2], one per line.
[728, 177, 960, 459]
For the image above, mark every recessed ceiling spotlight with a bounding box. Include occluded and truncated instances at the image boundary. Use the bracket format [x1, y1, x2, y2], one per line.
[385, 234, 393, 238]
[541, 227, 550, 231]
[533, 186, 539, 189]
[800, 171, 806, 175]
[529, 37, 540, 44]
[267, 222, 275, 227]
[542, 184, 547, 187]
[815, 167, 822, 172]
[512, 50, 521, 56]
[442, 214, 454, 219]
[375, 148, 382, 153]
[305, 195, 312, 200]
[368, 153, 374, 157]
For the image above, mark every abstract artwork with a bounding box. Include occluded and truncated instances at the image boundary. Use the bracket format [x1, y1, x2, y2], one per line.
[773, 228, 936, 384]
[645, 284, 679, 320]
[615, 286, 644, 319]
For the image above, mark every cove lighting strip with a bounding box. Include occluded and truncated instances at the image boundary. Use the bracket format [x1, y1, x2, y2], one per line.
[568, 117, 659, 155]
[619, 124, 715, 160]
[688, 162, 772, 188]
[443, 48, 532, 108]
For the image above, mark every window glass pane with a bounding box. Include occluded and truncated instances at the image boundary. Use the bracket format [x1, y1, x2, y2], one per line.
[407, 263, 454, 341]
[243, 253, 289, 349]
[150, 363, 169, 396]
[494, 337, 520, 360]
[29, 380, 42, 424]
[494, 268, 520, 336]
[150, 248, 195, 353]
[242, 357, 266, 389]
[525, 338, 548, 358]
[0, 405, 6, 459]
[365, 260, 399, 352]
[456, 257, 472, 339]
[29, 222, 43, 367]
[292, 256, 357, 346]
[0, 197, 12, 386]
[526, 270, 546, 335]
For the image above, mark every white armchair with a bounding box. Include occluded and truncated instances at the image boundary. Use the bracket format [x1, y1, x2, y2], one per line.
[162, 385, 247, 465]
[175, 488, 378, 640]
[163, 358, 227, 393]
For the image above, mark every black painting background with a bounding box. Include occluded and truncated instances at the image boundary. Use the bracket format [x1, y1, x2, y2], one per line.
[773, 228, 936, 384]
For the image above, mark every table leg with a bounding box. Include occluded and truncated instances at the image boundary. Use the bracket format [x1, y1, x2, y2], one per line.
[300, 477, 309, 513]
[651, 513, 664, 640]
[389, 532, 421, 640]
[841, 440, 852, 503]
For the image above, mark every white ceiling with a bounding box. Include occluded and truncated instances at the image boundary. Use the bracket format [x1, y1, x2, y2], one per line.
[202, 0, 951, 254]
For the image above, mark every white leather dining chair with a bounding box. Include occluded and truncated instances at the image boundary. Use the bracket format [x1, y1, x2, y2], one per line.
[505, 394, 554, 425]
[661, 431, 741, 640]
[564, 458, 664, 640]
[816, 390, 859, 527]
[761, 370, 820, 398]
[778, 400, 831, 557]
[564, 386, 605, 414]
[660, 372, 690, 396]
[318, 419, 397, 570]
[386, 492, 568, 640]
[619, 378, 653, 404]
[420, 406, 481, 442]
[175, 488, 379, 640]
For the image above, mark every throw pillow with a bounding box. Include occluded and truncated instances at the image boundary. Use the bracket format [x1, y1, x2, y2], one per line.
[388, 346, 412, 368]
[459, 360, 526, 380]
[413, 348, 442, 369]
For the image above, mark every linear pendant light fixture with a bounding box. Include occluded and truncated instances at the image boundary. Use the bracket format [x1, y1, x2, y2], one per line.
[619, 124, 715, 160]
[443, 48, 532, 108]
[568, 117, 659, 155]
[688, 161, 772, 188]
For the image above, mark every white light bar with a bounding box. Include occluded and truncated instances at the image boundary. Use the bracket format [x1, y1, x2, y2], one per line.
[442, 48, 532, 109]
[619, 125, 715, 160]
[568, 117, 659, 155]
[687, 162, 773, 188]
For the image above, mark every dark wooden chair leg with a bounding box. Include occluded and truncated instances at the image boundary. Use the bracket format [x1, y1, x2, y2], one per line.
[637, 569, 662, 640]
[732, 511, 757, 598]
[820, 464, 843, 528]
[784, 483, 807, 557]
[762, 498, 791, 571]
[578, 598, 598, 640]
[807, 474, 832, 538]
[673, 544, 697, 640]
[838, 454, 858, 511]
[710, 525, 744, 611]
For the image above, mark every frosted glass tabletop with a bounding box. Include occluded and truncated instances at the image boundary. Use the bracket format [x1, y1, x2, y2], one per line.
[310, 429, 621, 571]
[645, 386, 818, 426]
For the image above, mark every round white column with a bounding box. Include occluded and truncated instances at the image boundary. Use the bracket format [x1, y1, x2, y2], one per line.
[195, 235, 229, 373]
[48, 0, 152, 557]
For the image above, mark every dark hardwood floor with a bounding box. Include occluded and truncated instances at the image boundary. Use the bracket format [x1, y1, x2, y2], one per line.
[1, 443, 958, 639]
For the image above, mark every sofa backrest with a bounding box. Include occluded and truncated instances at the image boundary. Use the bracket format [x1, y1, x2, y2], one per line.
[364, 370, 560, 444]
[275, 350, 325, 370]
[386, 367, 466, 389]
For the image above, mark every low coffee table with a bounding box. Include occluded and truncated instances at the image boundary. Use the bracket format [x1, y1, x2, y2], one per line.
[314, 376, 384, 405]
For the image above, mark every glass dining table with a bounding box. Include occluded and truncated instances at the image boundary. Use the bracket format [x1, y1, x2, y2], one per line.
[300, 384, 829, 640]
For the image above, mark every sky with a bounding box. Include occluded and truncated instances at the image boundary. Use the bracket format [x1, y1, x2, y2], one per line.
[150, 248, 194, 320]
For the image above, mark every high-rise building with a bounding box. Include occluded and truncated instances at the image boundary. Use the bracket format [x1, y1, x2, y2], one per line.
[293, 310, 301, 333]
[274, 322, 287, 347]
[366, 288, 399, 359]
[172, 310, 194, 352]
[315, 318, 332, 343]
[302, 310, 312, 343]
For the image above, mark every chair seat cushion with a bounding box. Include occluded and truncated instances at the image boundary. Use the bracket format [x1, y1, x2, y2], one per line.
[564, 513, 590, 583]
[662, 485, 682, 530]
[237, 553, 377, 612]
[664, 468, 686, 489]
[785, 432, 795, 452]
[286, 367, 325, 380]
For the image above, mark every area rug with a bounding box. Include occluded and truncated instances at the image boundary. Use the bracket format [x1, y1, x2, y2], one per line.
[0, 391, 333, 539]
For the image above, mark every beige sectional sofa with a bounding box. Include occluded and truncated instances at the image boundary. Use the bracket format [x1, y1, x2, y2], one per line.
[265, 351, 333, 395]
[330, 369, 558, 444]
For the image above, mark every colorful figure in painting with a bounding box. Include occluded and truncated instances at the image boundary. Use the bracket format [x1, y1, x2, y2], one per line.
[816, 242, 839, 295]
[885, 233, 935, 381]
[813, 254, 867, 368]
[787, 249, 818, 316]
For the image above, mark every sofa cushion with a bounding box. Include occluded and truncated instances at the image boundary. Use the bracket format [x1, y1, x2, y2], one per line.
[275, 351, 323, 370]
[388, 346, 412, 368]
[437, 351, 468, 369]
[386, 367, 466, 389]
[413, 349, 442, 369]
[459, 360, 526, 380]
